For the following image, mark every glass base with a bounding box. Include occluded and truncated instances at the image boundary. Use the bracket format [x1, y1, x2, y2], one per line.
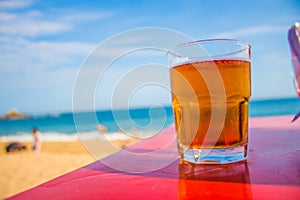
[179, 145, 248, 164]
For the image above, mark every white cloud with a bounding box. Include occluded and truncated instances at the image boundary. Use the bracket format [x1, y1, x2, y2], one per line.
[0, 1, 116, 113]
[212, 25, 288, 38]
[0, 12, 17, 21]
[62, 11, 115, 22]
[0, 37, 96, 72]
[0, 37, 96, 113]
[0, 0, 33, 10]
[0, 19, 72, 37]
[0, 1, 115, 37]
[0, 8, 71, 37]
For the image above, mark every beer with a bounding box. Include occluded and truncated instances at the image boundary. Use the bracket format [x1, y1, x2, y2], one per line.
[170, 59, 251, 151]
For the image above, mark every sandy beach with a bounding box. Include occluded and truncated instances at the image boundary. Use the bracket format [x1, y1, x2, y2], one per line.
[0, 139, 138, 199]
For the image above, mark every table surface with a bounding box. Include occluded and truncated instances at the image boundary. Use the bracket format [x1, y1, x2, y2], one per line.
[9, 115, 300, 200]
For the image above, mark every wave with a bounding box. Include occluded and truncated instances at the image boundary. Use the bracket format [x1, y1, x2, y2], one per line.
[31, 113, 61, 119]
[0, 131, 154, 142]
[0, 132, 78, 142]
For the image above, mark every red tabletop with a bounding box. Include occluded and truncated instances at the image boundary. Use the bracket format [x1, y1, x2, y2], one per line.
[9, 115, 300, 200]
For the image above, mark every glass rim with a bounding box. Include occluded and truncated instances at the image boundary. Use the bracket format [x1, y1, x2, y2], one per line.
[167, 38, 251, 58]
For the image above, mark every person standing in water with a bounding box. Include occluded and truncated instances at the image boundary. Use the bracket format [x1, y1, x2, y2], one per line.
[32, 128, 42, 153]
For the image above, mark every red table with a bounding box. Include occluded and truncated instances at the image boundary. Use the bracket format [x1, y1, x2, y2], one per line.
[9, 115, 300, 199]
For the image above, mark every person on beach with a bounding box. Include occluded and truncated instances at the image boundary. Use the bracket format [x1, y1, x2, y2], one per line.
[32, 128, 42, 153]
[97, 124, 107, 133]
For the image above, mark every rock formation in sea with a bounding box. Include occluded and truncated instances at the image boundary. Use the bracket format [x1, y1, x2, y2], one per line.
[0, 108, 29, 119]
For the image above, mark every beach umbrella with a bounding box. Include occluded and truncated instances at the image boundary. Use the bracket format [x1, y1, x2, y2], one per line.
[288, 22, 300, 122]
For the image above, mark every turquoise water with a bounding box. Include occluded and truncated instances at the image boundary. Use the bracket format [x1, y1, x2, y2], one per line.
[249, 98, 300, 117]
[0, 98, 299, 141]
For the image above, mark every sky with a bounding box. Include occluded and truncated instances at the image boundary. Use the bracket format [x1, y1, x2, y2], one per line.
[0, 0, 300, 114]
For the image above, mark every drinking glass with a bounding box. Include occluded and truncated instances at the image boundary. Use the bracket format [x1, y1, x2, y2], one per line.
[168, 39, 251, 164]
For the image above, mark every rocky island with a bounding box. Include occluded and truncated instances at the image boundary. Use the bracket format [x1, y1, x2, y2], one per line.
[0, 108, 29, 119]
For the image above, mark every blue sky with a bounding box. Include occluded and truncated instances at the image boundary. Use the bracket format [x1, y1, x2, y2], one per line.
[0, 0, 300, 114]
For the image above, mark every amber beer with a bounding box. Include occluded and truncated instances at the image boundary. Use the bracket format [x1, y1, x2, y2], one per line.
[170, 59, 251, 163]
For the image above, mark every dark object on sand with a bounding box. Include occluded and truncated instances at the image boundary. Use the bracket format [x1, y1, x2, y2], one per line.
[6, 142, 27, 153]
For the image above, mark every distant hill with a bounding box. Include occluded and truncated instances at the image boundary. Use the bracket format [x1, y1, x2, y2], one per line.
[0, 108, 29, 119]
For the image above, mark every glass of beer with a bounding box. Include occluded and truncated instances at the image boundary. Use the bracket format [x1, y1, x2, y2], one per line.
[168, 39, 251, 164]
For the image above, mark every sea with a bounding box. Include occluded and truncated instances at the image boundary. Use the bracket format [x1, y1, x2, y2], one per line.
[0, 98, 299, 142]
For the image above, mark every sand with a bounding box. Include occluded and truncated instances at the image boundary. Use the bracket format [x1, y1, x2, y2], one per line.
[0, 139, 138, 199]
